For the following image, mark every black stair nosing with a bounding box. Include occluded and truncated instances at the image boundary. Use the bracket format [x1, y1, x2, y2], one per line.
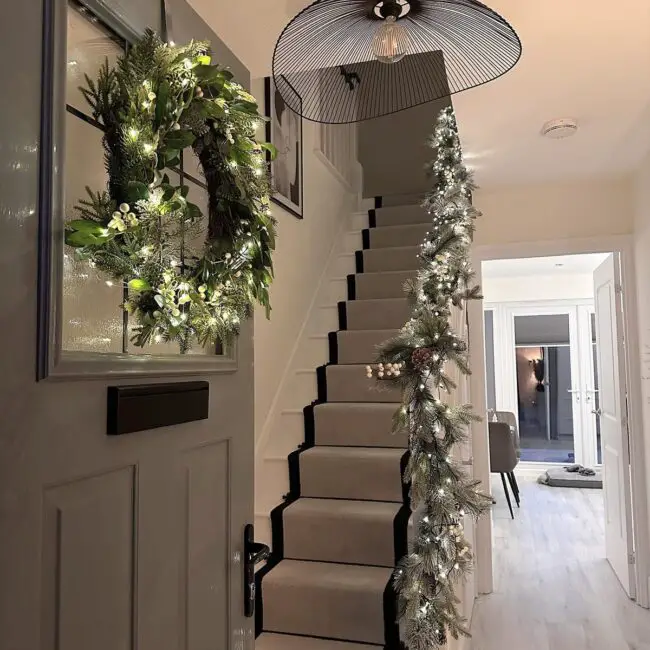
[328, 331, 339, 365]
[362, 228, 371, 250]
[355, 250, 364, 273]
[337, 301, 348, 331]
[368, 208, 377, 228]
[374, 196, 383, 209]
[347, 273, 356, 301]
[383, 578, 401, 649]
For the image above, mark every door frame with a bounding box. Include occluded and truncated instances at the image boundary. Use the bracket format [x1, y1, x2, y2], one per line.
[468, 234, 650, 608]
[485, 299, 590, 464]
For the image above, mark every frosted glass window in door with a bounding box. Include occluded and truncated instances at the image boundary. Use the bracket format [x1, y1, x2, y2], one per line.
[62, 112, 125, 353]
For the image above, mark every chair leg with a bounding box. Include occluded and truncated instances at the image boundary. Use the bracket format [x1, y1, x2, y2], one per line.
[507, 472, 520, 507]
[500, 473, 514, 519]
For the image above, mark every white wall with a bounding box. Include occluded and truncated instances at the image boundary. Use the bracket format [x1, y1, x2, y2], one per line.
[483, 272, 594, 303]
[474, 176, 635, 247]
[251, 77, 360, 444]
[633, 151, 650, 581]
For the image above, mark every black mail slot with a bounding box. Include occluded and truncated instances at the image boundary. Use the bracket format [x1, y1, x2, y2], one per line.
[107, 381, 209, 436]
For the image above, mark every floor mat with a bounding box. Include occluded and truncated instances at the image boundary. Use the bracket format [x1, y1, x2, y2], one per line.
[538, 467, 602, 489]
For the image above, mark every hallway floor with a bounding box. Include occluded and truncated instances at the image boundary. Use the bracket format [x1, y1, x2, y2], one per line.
[470, 476, 650, 650]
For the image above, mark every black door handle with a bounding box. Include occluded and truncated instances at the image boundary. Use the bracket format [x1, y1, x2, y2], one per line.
[244, 523, 270, 617]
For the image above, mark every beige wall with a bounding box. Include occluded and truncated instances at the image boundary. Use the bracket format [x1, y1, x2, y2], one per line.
[358, 97, 450, 199]
[474, 176, 635, 247]
[251, 78, 358, 443]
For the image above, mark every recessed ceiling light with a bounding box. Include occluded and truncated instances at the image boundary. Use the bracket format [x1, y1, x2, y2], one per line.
[541, 118, 578, 139]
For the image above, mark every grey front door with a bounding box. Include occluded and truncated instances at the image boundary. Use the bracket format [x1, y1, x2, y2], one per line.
[0, 2, 255, 648]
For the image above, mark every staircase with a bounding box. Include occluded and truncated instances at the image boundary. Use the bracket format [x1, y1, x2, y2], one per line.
[256, 203, 431, 650]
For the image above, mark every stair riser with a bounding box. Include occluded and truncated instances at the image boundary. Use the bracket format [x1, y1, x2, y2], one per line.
[374, 205, 429, 227]
[354, 272, 414, 300]
[300, 453, 404, 502]
[262, 574, 388, 645]
[325, 366, 402, 403]
[337, 329, 399, 364]
[346, 300, 410, 331]
[361, 247, 420, 273]
[367, 224, 429, 249]
[314, 405, 407, 448]
[283, 509, 397, 567]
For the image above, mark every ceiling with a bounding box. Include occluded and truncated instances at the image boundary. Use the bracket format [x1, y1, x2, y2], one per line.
[188, 0, 650, 188]
[482, 253, 610, 279]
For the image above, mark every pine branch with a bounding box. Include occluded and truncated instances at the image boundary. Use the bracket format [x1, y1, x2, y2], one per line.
[368, 107, 489, 650]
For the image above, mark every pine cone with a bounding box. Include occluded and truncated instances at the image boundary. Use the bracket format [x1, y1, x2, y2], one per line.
[411, 347, 434, 369]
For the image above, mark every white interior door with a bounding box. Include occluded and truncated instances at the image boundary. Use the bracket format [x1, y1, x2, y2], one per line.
[593, 254, 636, 597]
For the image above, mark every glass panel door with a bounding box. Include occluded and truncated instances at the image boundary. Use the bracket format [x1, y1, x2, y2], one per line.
[514, 314, 577, 463]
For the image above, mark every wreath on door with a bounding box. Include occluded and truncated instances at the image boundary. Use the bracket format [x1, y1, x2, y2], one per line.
[65, 31, 277, 352]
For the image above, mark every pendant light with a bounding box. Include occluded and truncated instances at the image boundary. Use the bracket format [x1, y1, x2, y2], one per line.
[272, 0, 521, 124]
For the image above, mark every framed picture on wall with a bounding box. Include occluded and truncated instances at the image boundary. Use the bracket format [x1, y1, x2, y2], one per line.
[264, 77, 304, 219]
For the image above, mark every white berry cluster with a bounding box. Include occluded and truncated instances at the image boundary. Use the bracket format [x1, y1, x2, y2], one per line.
[366, 361, 404, 379]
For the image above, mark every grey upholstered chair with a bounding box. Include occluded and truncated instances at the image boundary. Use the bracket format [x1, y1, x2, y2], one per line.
[488, 421, 520, 519]
[493, 410, 520, 460]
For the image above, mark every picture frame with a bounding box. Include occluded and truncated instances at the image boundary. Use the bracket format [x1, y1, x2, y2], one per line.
[264, 76, 304, 219]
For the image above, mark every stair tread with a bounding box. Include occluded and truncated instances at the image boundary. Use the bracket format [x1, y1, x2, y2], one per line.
[370, 222, 428, 232]
[363, 244, 419, 253]
[285, 497, 402, 520]
[256, 633, 382, 650]
[302, 446, 404, 461]
[346, 296, 408, 305]
[263, 559, 392, 591]
[356, 269, 414, 278]
[315, 402, 398, 413]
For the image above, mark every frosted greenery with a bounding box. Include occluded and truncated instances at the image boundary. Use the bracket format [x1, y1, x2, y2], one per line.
[369, 107, 491, 649]
[66, 31, 276, 351]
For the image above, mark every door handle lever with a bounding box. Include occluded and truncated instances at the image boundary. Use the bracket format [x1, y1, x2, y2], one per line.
[244, 524, 270, 618]
[591, 408, 602, 417]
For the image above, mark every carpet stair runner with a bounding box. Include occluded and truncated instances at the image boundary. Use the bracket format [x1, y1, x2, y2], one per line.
[256, 204, 430, 650]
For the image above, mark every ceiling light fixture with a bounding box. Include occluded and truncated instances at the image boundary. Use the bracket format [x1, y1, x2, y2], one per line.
[272, 0, 522, 124]
[370, 1, 411, 64]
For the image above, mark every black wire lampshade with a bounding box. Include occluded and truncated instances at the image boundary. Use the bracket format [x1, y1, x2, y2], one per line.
[272, 0, 521, 124]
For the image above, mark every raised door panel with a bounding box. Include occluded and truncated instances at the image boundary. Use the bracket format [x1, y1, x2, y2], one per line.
[41, 466, 136, 650]
[182, 441, 230, 650]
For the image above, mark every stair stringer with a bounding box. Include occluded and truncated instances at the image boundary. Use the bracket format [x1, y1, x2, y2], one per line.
[254, 210, 372, 544]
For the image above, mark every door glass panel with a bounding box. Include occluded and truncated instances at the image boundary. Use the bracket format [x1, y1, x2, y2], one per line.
[591, 312, 602, 464]
[64, 3, 223, 357]
[62, 112, 125, 353]
[66, 2, 125, 112]
[515, 314, 575, 463]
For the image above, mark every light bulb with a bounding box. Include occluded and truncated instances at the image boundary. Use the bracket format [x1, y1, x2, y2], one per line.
[371, 16, 409, 64]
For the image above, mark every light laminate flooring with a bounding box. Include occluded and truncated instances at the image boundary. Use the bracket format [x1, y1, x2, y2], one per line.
[470, 476, 650, 650]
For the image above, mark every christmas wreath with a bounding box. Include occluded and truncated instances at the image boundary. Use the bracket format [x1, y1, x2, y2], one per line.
[65, 31, 277, 352]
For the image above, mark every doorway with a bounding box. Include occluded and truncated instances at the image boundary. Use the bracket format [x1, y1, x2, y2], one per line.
[485, 300, 602, 466]
[475, 248, 644, 605]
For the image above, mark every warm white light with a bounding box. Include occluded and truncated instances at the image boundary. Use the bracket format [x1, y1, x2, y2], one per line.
[371, 16, 409, 64]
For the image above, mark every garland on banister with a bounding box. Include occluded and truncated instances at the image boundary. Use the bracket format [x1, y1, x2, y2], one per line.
[367, 107, 492, 650]
[65, 31, 277, 352]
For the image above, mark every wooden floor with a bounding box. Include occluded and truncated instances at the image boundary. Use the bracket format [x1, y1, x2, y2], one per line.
[470, 476, 650, 650]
